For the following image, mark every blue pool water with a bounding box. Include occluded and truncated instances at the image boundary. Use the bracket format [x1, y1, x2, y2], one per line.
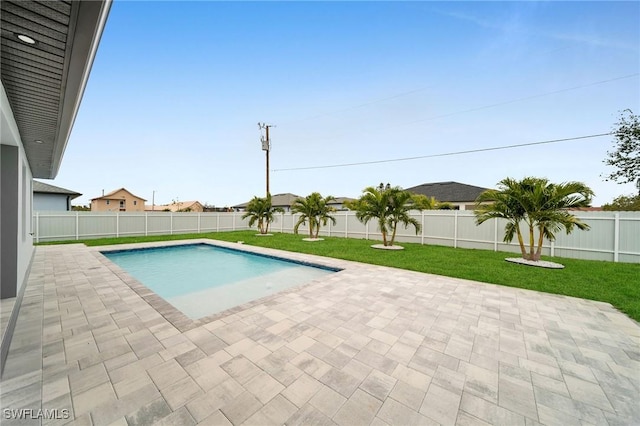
[102, 243, 338, 319]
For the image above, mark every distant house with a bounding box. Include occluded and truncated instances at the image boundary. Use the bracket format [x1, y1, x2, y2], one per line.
[405, 181, 491, 210]
[328, 197, 356, 211]
[233, 193, 301, 212]
[233, 193, 356, 212]
[33, 180, 81, 211]
[148, 200, 204, 212]
[91, 188, 146, 212]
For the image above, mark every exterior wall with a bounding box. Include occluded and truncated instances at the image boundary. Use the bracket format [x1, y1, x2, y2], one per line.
[17, 154, 34, 294]
[34, 193, 70, 211]
[1, 84, 35, 301]
[1, 77, 36, 376]
[91, 189, 145, 212]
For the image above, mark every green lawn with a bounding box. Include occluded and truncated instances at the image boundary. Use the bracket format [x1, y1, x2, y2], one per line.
[39, 231, 640, 322]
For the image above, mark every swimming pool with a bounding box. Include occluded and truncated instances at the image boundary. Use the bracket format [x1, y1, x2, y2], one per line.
[102, 243, 339, 319]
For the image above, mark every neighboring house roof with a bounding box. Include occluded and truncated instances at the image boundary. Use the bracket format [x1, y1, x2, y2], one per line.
[150, 201, 203, 212]
[571, 207, 604, 211]
[234, 194, 357, 209]
[405, 181, 490, 203]
[233, 193, 301, 208]
[0, 1, 112, 179]
[329, 197, 356, 204]
[91, 188, 147, 201]
[33, 181, 81, 199]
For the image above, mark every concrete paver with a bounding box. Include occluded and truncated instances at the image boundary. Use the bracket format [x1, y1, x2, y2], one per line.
[1, 240, 639, 425]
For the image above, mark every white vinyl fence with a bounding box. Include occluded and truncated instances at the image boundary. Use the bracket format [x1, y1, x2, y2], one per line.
[33, 212, 251, 242]
[34, 210, 640, 263]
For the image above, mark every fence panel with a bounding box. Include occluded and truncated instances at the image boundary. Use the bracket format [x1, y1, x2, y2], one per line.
[392, 212, 422, 244]
[117, 214, 146, 237]
[346, 213, 368, 239]
[456, 212, 494, 250]
[422, 212, 456, 247]
[77, 213, 118, 239]
[37, 213, 77, 242]
[147, 214, 172, 235]
[618, 213, 640, 263]
[34, 210, 640, 263]
[553, 213, 615, 261]
[172, 214, 199, 234]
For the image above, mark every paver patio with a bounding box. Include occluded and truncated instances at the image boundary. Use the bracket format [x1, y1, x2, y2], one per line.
[1, 239, 639, 425]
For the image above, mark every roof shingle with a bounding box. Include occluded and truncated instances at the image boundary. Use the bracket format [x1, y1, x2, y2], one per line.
[405, 181, 490, 202]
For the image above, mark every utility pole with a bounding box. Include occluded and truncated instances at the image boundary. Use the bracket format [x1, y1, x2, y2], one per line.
[258, 122, 274, 197]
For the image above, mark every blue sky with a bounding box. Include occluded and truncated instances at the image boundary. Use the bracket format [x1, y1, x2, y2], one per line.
[55, 1, 639, 207]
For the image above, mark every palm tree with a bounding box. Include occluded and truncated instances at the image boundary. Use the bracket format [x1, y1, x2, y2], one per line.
[241, 195, 284, 235]
[527, 180, 594, 260]
[291, 192, 337, 239]
[411, 194, 438, 210]
[348, 183, 423, 247]
[475, 178, 529, 258]
[475, 177, 593, 261]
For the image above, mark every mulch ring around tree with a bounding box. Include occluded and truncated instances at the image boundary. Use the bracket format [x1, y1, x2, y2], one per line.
[371, 244, 405, 250]
[506, 257, 565, 269]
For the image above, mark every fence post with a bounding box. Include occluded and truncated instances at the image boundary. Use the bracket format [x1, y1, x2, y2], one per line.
[453, 211, 458, 248]
[344, 212, 348, 238]
[116, 213, 119, 238]
[550, 240, 555, 257]
[421, 211, 425, 245]
[494, 218, 498, 252]
[198, 213, 201, 234]
[145, 213, 148, 236]
[75, 211, 79, 240]
[328, 213, 331, 236]
[281, 212, 284, 232]
[170, 213, 173, 235]
[614, 213, 620, 262]
[36, 212, 39, 243]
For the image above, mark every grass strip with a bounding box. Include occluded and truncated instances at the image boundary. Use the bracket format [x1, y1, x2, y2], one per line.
[39, 231, 640, 322]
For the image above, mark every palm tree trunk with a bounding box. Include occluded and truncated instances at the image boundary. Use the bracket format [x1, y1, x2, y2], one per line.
[528, 224, 535, 260]
[515, 224, 527, 258]
[534, 226, 545, 261]
[390, 221, 398, 246]
[379, 218, 388, 246]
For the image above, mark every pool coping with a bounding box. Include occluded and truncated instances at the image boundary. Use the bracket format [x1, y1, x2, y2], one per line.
[91, 239, 347, 332]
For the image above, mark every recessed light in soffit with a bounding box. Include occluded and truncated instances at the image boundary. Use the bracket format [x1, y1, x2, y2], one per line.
[16, 34, 37, 45]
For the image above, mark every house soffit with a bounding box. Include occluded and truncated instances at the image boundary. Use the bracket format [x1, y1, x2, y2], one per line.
[0, 0, 111, 178]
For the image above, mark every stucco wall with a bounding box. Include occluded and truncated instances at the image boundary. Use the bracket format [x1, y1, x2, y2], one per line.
[1, 83, 34, 300]
[17, 155, 34, 294]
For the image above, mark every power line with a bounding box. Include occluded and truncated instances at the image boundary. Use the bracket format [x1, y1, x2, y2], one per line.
[280, 86, 433, 126]
[273, 132, 612, 172]
[403, 74, 638, 126]
[282, 74, 637, 130]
